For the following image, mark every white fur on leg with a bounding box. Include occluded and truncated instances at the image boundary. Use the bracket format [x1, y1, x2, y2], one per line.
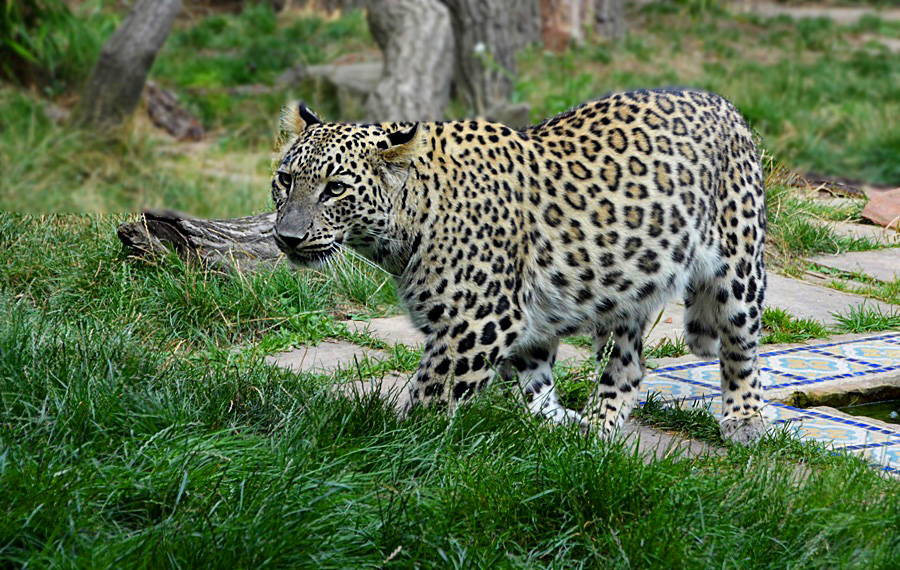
[719, 412, 769, 445]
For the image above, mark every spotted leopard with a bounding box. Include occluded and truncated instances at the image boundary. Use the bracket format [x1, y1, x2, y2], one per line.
[271, 89, 768, 444]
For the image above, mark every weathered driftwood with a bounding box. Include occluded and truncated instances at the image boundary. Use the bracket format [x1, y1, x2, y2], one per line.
[364, 0, 454, 121]
[118, 210, 282, 272]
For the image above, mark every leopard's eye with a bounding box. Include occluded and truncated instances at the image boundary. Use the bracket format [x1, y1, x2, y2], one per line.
[321, 181, 348, 201]
[277, 171, 293, 189]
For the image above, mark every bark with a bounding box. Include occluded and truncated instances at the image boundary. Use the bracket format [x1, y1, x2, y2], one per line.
[118, 210, 282, 272]
[541, 0, 625, 51]
[72, 0, 182, 131]
[439, 0, 540, 117]
[364, 0, 454, 121]
[593, 0, 626, 41]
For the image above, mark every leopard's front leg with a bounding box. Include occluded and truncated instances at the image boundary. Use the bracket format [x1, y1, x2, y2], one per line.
[406, 318, 515, 415]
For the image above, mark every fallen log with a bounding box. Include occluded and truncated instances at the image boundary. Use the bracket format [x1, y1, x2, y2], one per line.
[117, 210, 282, 272]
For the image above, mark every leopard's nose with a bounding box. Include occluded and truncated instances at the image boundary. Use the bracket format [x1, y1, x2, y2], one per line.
[275, 231, 309, 250]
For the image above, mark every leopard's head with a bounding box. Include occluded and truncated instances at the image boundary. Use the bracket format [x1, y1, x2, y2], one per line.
[271, 103, 420, 266]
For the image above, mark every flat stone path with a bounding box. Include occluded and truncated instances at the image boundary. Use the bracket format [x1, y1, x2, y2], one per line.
[345, 316, 425, 347]
[767, 273, 893, 323]
[809, 249, 900, 283]
[827, 222, 900, 246]
[265, 340, 388, 372]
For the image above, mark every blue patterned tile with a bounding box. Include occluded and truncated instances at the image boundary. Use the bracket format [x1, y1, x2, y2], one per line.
[758, 352, 876, 379]
[811, 340, 900, 367]
[660, 366, 781, 390]
[657, 364, 721, 386]
[843, 441, 900, 472]
[640, 333, 900, 471]
[643, 375, 719, 400]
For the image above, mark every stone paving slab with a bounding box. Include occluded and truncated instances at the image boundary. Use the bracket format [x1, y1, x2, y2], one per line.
[345, 316, 426, 347]
[339, 372, 412, 411]
[265, 340, 389, 373]
[808, 249, 900, 283]
[766, 273, 894, 322]
[621, 423, 724, 463]
[826, 221, 900, 245]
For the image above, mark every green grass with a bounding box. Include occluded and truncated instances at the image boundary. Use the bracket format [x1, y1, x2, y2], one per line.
[803, 196, 867, 223]
[3, 284, 900, 566]
[633, 393, 724, 444]
[0, 0, 115, 94]
[0, 5, 376, 215]
[832, 304, 900, 334]
[518, 8, 900, 185]
[761, 307, 831, 344]
[765, 183, 887, 264]
[645, 336, 690, 359]
[2, 211, 900, 566]
[152, 5, 373, 150]
[809, 264, 900, 306]
[0, 213, 397, 351]
[0, 90, 270, 215]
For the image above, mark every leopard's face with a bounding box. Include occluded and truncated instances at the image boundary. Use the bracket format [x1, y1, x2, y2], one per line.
[271, 104, 419, 266]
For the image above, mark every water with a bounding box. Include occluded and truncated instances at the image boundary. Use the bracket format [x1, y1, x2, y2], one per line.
[838, 400, 900, 425]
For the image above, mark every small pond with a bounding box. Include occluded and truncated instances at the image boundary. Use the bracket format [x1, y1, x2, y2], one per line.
[838, 400, 900, 425]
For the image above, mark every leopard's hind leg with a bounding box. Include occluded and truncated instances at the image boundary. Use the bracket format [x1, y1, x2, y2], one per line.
[684, 280, 721, 359]
[583, 319, 648, 437]
[509, 339, 586, 428]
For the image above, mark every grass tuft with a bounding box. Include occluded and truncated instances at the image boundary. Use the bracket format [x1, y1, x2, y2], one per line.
[832, 304, 900, 334]
[761, 307, 830, 344]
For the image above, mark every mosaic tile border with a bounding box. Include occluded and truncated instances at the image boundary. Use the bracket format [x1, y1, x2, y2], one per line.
[642, 333, 900, 472]
[652, 333, 900, 390]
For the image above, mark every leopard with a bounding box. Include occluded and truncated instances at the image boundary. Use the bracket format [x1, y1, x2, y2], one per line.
[270, 88, 769, 444]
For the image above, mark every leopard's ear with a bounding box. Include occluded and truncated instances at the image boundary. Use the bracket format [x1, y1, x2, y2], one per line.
[381, 123, 420, 163]
[281, 102, 321, 137]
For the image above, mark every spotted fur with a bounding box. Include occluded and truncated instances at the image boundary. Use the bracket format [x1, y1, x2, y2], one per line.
[272, 89, 769, 444]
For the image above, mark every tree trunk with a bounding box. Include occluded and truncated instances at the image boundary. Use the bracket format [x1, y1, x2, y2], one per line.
[364, 0, 454, 121]
[542, 0, 626, 51]
[118, 210, 282, 272]
[71, 0, 182, 131]
[593, 0, 626, 41]
[439, 0, 539, 119]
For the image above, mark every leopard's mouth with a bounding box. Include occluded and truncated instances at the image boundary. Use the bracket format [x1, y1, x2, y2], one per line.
[281, 243, 340, 267]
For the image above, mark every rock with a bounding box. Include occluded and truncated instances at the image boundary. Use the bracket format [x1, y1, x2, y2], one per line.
[862, 187, 900, 231]
[276, 62, 383, 95]
[486, 101, 532, 129]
